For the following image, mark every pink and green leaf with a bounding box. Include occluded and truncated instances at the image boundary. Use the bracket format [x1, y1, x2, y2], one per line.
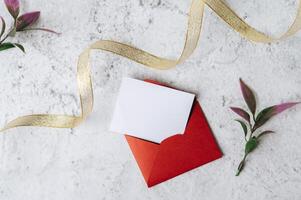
[274, 102, 300, 114]
[15, 12, 58, 34]
[240, 78, 256, 116]
[16, 11, 40, 31]
[254, 102, 300, 129]
[230, 107, 250, 123]
[4, 0, 20, 19]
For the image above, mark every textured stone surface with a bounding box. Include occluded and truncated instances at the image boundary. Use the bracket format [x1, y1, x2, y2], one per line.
[0, 0, 301, 199]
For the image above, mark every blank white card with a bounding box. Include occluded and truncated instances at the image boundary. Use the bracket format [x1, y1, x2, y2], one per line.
[109, 78, 195, 143]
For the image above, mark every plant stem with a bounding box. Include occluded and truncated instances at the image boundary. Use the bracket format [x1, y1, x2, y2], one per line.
[0, 20, 17, 44]
[236, 113, 255, 176]
[0, 32, 9, 43]
[249, 120, 256, 139]
[252, 115, 256, 123]
[236, 153, 248, 176]
[248, 122, 252, 138]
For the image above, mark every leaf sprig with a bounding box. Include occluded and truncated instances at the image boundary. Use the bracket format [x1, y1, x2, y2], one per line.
[0, 0, 59, 53]
[230, 78, 299, 176]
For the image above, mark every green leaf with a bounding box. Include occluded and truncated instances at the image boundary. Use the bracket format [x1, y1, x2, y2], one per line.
[13, 43, 25, 53]
[0, 42, 25, 53]
[254, 106, 274, 129]
[0, 42, 15, 51]
[0, 16, 5, 39]
[245, 137, 258, 154]
[254, 102, 300, 130]
[239, 78, 257, 115]
[235, 119, 248, 137]
[257, 130, 274, 139]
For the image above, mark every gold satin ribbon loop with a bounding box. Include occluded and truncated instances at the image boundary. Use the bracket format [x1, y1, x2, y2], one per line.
[205, 0, 301, 42]
[1, 0, 301, 132]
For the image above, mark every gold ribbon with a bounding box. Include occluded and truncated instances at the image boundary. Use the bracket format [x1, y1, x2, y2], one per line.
[1, 0, 301, 132]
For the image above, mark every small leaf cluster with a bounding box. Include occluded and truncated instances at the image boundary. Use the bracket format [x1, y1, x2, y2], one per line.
[0, 0, 58, 53]
[230, 79, 299, 176]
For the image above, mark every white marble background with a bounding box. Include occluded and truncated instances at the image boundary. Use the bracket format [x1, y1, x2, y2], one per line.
[0, 0, 301, 199]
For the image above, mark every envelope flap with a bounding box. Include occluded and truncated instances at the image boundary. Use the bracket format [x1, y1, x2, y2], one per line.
[125, 135, 160, 182]
[147, 102, 222, 186]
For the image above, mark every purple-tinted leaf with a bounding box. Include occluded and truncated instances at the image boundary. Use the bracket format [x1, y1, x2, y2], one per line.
[0, 16, 5, 39]
[230, 107, 250, 123]
[240, 78, 256, 115]
[21, 27, 60, 35]
[4, 0, 20, 19]
[274, 102, 300, 114]
[254, 102, 300, 129]
[16, 11, 40, 31]
[257, 130, 274, 139]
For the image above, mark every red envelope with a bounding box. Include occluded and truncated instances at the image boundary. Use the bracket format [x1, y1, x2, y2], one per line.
[125, 80, 222, 187]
